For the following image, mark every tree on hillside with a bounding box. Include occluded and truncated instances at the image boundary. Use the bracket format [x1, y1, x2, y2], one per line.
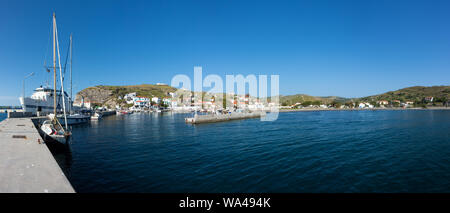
[312, 100, 321, 106]
[301, 101, 312, 107]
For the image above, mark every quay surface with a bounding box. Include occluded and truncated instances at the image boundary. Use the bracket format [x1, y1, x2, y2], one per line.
[0, 118, 75, 193]
[185, 112, 264, 124]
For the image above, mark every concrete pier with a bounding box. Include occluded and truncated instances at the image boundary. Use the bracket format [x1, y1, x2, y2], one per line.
[185, 112, 265, 124]
[7, 111, 33, 118]
[0, 118, 75, 193]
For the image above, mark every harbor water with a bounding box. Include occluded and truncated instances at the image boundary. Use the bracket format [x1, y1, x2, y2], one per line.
[1, 110, 449, 192]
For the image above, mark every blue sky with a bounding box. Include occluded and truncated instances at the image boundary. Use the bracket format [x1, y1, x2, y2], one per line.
[1, 0, 449, 105]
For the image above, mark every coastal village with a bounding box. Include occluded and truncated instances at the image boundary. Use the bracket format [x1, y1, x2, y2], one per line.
[73, 88, 278, 113]
[0, 6, 449, 195]
[71, 84, 449, 113]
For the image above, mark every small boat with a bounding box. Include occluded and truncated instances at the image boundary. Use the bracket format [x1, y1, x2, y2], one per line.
[91, 112, 102, 120]
[40, 119, 70, 145]
[58, 113, 90, 125]
[116, 110, 130, 115]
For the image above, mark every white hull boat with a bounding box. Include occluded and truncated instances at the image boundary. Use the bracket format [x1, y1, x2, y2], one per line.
[58, 114, 90, 125]
[19, 87, 71, 114]
[40, 119, 70, 145]
[91, 112, 102, 120]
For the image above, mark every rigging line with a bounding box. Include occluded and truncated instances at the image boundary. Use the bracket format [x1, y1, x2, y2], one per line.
[62, 36, 70, 83]
[55, 19, 68, 130]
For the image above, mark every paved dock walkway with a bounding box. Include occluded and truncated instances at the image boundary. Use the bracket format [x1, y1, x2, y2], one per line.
[0, 118, 75, 193]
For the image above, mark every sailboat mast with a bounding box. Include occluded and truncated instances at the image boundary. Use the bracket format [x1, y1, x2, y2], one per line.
[53, 13, 57, 116]
[69, 33, 72, 113]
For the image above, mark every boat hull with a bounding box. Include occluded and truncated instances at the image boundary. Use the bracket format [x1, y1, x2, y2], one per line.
[57, 115, 90, 125]
[43, 133, 70, 152]
[36, 126, 70, 152]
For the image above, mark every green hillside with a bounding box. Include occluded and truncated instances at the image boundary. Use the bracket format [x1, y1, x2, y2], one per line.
[279, 94, 351, 106]
[358, 86, 450, 103]
[279, 86, 449, 106]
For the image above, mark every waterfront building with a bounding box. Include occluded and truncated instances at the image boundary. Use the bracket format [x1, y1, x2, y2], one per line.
[124, 92, 137, 104]
[377, 100, 389, 105]
[151, 97, 160, 104]
[162, 97, 172, 106]
[133, 96, 150, 107]
[424, 96, 434, 102]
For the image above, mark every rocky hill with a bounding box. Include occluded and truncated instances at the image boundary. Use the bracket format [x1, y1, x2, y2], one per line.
[74, 84, 177, 108]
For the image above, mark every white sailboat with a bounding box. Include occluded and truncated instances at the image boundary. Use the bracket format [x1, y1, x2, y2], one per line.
[40, 13, 71, 145]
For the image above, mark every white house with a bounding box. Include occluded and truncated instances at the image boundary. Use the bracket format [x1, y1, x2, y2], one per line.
[133, 96, 150, 107]
[377, 100, 389, 105]
[170, 100, 178, 108]
[124, 92, 137, 104]
[162, 97, 171, 106]
[359, 102, 374, 108]
[151, 97, 160, 104]
[424, 96, 434, 102]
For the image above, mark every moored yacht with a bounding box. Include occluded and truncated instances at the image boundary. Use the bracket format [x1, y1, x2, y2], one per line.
[19, 86, 71, 113]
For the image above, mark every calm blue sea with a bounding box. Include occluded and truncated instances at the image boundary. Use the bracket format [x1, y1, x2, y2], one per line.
[2, 110, 450, 192]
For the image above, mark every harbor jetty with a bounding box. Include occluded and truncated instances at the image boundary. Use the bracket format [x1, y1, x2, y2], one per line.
[185, 112, 265, 124]
[0, 117, 75, 193]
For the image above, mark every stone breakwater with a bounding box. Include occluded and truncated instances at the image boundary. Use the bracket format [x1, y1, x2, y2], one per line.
[185, 112, 265, 124]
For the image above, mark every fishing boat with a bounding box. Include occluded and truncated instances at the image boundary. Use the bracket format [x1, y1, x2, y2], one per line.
[117, 110, 132, 114]
[90, 112, 102, 120]
[39, 13, 71, 146]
